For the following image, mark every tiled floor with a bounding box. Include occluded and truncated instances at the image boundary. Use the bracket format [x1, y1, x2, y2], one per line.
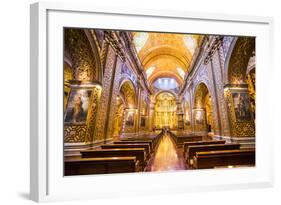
[145, 133, 187, 172]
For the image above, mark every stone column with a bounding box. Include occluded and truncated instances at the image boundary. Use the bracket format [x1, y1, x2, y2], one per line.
[176, 101, 184, 129]
[148, 102, 155, 132]
[211, 50, 231, 137]
[136, 81, 142, 134]
[105, 57, 123, 140]
[94, 45, 117, 142]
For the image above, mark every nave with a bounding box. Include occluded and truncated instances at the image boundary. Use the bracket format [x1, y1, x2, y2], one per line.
[145, 133, 186, 172]
[63, 28, 256, 175]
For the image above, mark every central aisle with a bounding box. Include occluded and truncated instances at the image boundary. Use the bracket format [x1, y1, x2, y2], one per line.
[145, 133, 187, 172]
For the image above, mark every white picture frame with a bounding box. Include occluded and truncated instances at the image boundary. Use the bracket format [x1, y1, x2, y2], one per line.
[30, 2, 274, 202]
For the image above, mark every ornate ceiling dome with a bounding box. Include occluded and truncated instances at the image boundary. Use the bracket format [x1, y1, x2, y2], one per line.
[133, 32, 202, 88]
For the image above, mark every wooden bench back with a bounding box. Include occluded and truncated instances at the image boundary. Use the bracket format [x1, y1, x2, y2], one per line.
[114, 141, 153, 151]
[101, 144, 151, 156]
[183, 140, 226, 155]
[80, 148, 146, 169]
[123, 137, 159, 148]
[188, 143, 241, 162]
[193, 149, 255, 169]
[171, 135, 203, 147]
[64, 156, 140, 175]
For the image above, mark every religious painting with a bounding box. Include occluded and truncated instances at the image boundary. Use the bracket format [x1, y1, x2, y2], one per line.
[125, 111, 135, 126]
[140, 116, 146, 127]
[185, 119, 190, 127]
[195, 110, 204, 125]
[64, 88, 92, 124]
[232, 92, 252, 121]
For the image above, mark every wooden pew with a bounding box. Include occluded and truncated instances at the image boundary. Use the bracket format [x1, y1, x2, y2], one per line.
[80, 148, 146, 170]
[183, 140, 226, 159]
[123, 133, 162, 149]
[175, 136, 203, 148]
[193, 149, 255, 169]
[187, 143, 241, 168]
[101, 143, 151, 158]
[168, 130, 203, 147]
[64, 156, 140, 176]
[114, 141, 153, 152]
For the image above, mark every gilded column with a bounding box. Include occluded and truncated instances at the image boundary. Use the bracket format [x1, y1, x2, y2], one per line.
[211, 49, 231, 137]
[136, 81, 142, 134]
[105, 57, 123, 139]
[94, 45, 117, 142]
[148, 102, 155, 132]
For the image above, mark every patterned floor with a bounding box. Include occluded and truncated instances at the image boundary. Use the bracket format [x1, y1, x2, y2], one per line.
[145, 133, 187, 172]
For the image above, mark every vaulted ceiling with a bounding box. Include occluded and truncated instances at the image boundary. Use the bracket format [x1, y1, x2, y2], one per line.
[132, 32, 202, 87]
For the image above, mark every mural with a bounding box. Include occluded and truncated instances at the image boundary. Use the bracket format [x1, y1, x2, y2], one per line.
[232, 92, 252, 121]
[64, 88, 92, 124]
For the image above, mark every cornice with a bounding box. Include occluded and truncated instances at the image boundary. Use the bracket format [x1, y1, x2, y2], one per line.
[104, 31, 126, 61]
[203, 36, 223, 65]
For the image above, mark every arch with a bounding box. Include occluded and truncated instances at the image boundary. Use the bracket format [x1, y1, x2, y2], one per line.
[149, 70, 183, 85]
[141, 46, 191, 70]
[193, 82, 211, 108]
[225, 37, 255, 84]
[64, 28, 102, 83]
[118, 79, 137, 108]
[193, 82, 215, 132]
[153, 89, 178, 102]
[84, 29, 103, 82]
[144, 53, 188, 71]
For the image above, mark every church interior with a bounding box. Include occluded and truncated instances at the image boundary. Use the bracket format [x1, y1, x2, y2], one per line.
[63, 28, 256, 175]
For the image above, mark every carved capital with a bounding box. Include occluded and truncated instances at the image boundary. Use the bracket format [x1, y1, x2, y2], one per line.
[204, 36, 223, 65]
[105, 31, 126, 61]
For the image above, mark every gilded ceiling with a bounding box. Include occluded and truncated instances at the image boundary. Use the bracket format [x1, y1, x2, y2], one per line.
[132, 32, 202, 86]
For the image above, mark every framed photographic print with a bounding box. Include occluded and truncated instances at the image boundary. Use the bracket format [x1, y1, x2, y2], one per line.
[30, 2, 274, 202]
